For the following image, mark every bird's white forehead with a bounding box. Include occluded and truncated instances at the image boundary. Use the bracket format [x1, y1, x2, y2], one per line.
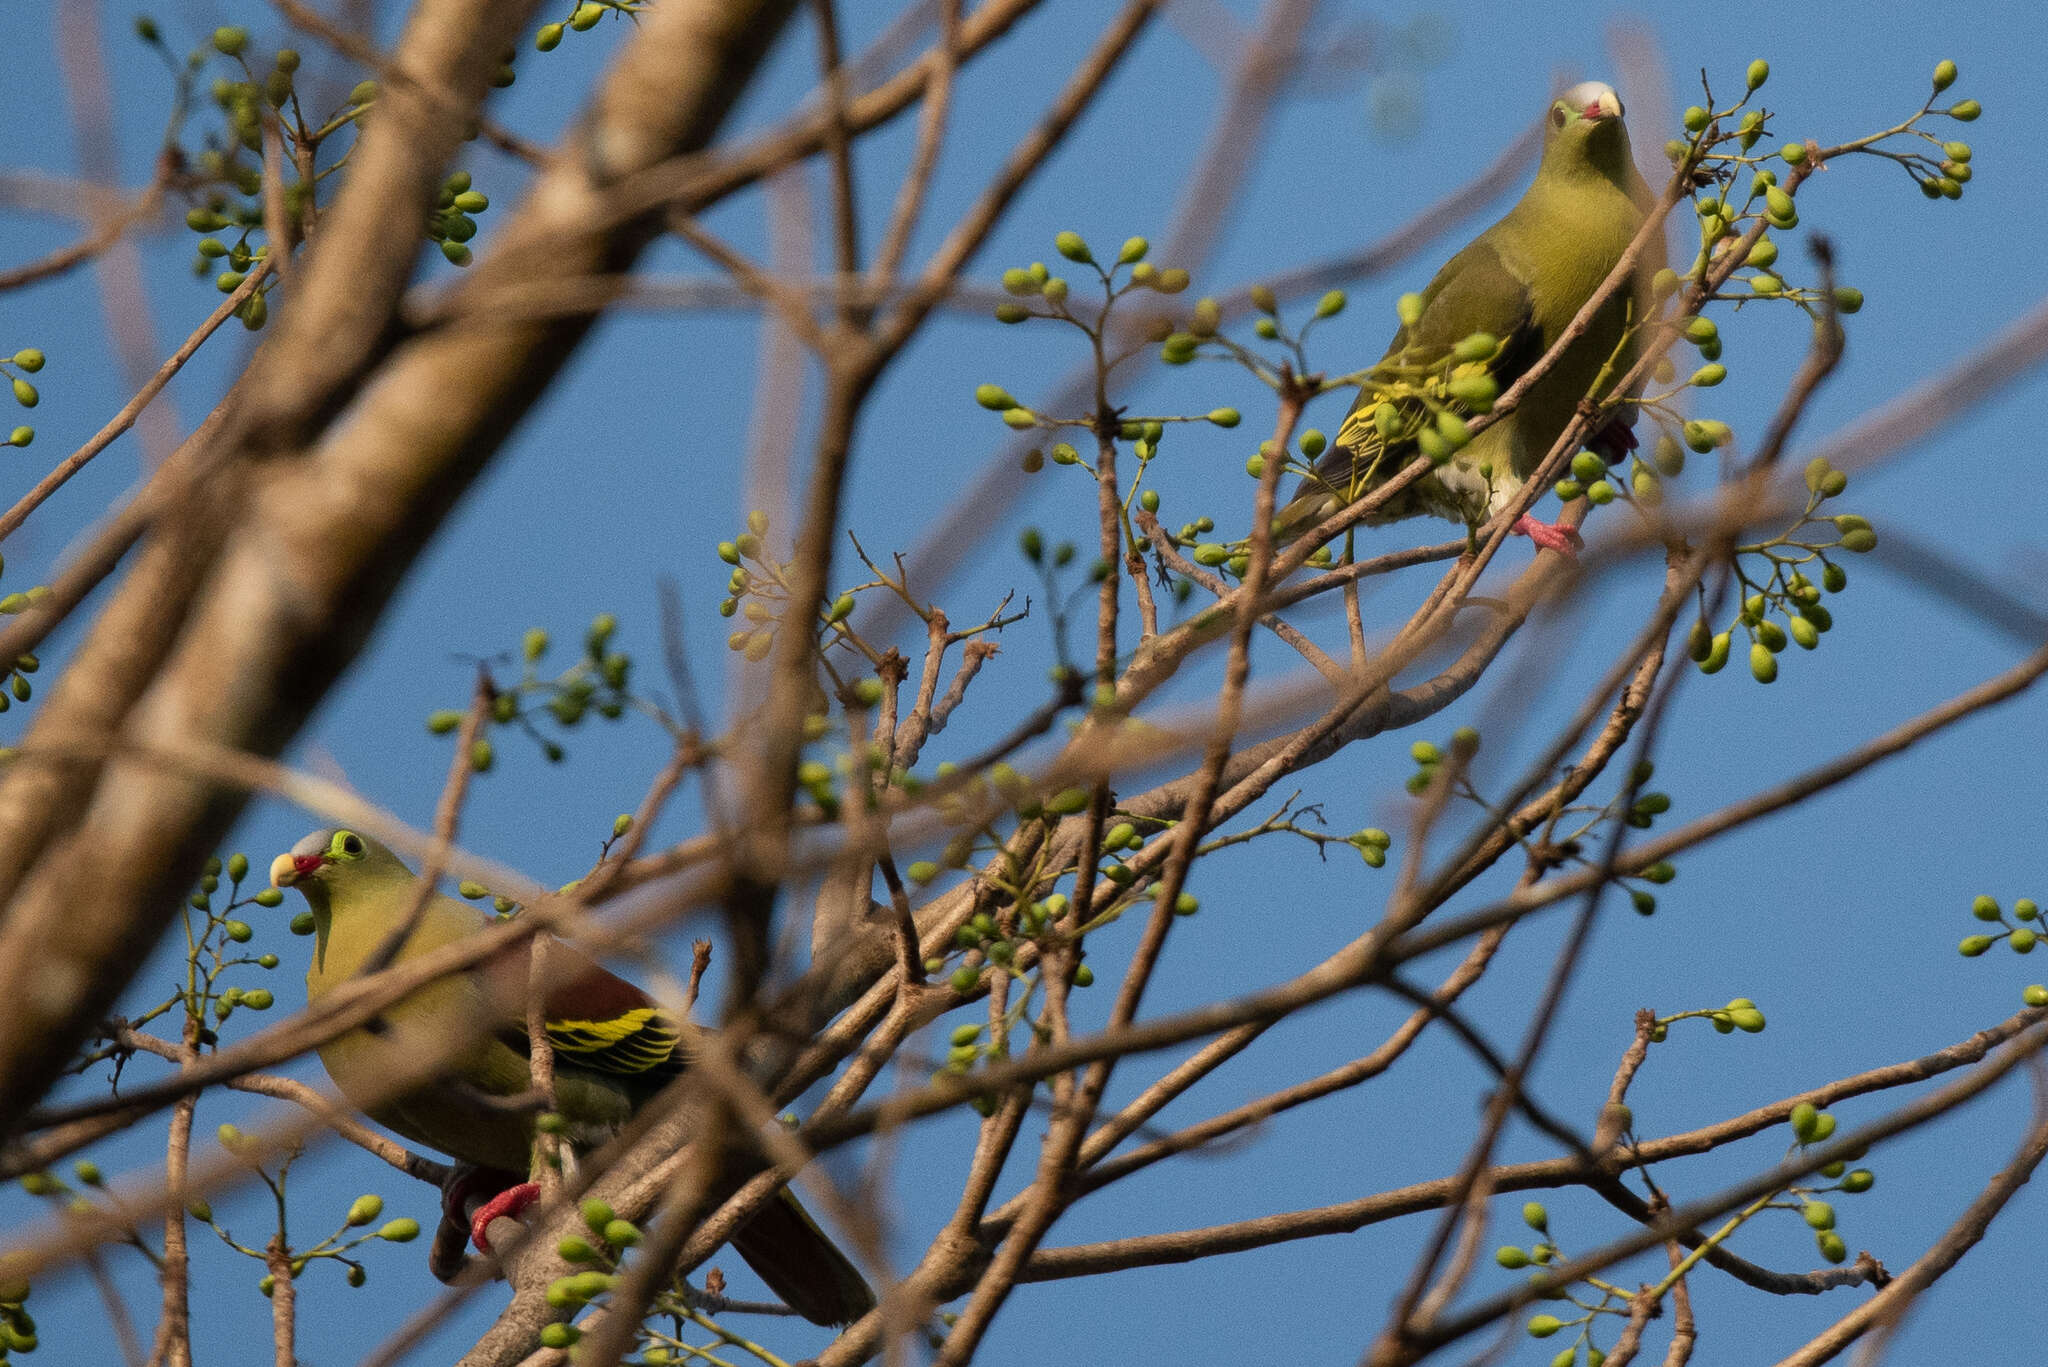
[1559, 81, 1621, 114]
[290, 829, 336, 858]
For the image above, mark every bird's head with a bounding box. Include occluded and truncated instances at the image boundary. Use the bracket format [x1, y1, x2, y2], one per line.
[268, 828, 411, 907]
[1541, 81, 1633, 180]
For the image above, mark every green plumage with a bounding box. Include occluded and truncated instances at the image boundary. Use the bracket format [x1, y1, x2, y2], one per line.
[273, 828, 875, 1326]
[1285, 81, 1660, 536]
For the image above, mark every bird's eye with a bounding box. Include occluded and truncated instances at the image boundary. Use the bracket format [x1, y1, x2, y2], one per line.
[342, 834, 363, 855]
[1550, 106, 1567, 128]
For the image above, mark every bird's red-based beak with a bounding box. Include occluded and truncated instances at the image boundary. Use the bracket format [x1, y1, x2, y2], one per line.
[269, 850, 329, 888]
[1583, 101, 1608, 120]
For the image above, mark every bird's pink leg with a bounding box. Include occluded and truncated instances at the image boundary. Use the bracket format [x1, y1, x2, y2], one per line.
[469, 1182, 541, 1253]
[1512, 515, 1583, 557]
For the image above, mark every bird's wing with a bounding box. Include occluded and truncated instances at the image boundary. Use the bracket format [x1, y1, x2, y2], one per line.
[483, 938, 686, 1081]
[1313, 237, 1543, 493]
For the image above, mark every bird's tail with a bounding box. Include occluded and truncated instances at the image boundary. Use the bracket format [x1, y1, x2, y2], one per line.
[729, 1187, 877, 1327]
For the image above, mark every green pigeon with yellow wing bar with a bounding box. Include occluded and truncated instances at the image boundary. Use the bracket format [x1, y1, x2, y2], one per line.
[1280, 81, 1661, 554]
[269, 828, 875, 1326]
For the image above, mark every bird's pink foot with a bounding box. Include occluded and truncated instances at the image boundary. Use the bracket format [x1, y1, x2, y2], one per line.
[1513, 514, 1583, 557]
[470, 1181, 540, 1254]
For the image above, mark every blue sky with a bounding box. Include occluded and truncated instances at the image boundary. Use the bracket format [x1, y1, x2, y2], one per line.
[2, 1, 2045, 1364]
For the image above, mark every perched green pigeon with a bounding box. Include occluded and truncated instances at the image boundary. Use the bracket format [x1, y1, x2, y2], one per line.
[269, 828, 875, 1326]
[1283, 81, 1660, 554]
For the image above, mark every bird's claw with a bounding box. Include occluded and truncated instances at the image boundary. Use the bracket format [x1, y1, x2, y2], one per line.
[1513, 515, 1583, 557]
[470, 1181, 541, 1254]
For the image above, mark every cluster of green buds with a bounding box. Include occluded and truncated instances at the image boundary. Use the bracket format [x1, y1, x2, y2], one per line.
[192, 1160, 419, 1296]
[182, 853, 285, 1026]
[1, 349, 41, 447]
[1403, 728, 1478, 795]
[719, 510, 808, 663]
[1782, 1102, 1873, 1264]
[150, 23, 328, 327]
[534, 0, 647, 52]
[428, 171, 493, 267]
[456, 876, 526, 920]
[1498, 1203, 1617, 1366]
[1958, 897, 2048, 1006]
[1662, 58, 1977, 305]
[990, 231, 1188, 334]
[425, 613, 633, 767]
[0, 557, 39, 714]
[1687, 456, 1870, 684]
[923, 888, 1094, 994]
[1155, 281, 1348, 395]
[1346, 826, 1393, 869]
[1646, 996, 1765, 1043]
[538, 1198, 646, 1345]
[0, 1268, 31, 1359]
[936, 1018, 1013, 1115]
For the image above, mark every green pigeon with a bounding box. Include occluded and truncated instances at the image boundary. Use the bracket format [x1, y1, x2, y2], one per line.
[1283, 81, 1660, 554]
[269, 828, 876, 1326]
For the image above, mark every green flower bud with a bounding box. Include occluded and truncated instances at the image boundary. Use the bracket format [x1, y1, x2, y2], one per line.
[1495, 1246, 1530, 1269]
[1585, 479, 1616, 505]
[1748, 642, 1778, 683]
[2013, 928, 2038, 953]
[1690, 363, 1727, 387]
[7, 426, 31, 447]
[1315, 289, 1346, 318]
[1570, 451, 1607, 483]
[1153, 267, 1190, 293]
[1522, 1201, 1547, 1232]
[347, 1194, 385, 1226]
[949, 965, 979, 993]
[1527, 1314, 1564, 1339]
[1434, 409, 1470, 450]
[1682, 105, 1709, 133]
[974, 383, 1016, 411]
[1831, 287, 1863, 314]
[1117, 236, 1149, 265]
[1449, 331, 1498, 363]
[1447, 371, 1497, 409]
[1041, 277, 1068, 304]
[535, 22, 564, 50]
[10, 379, 37, 409]
[602, 1219, 642, 1248]
[1932, 59, 1958, 91]
[1803, 1199, 1835, 1230]
[289, 909, 315, 933]
[213, 26, 248, 54]
[1839, 527, 1877, 554]
[1950, 99, 1980, 121]
[1764, 186, 1797, 228]
[569, 2, 604, 30]
[539, 1323, 579, 1349]
[1396, 292, 1425, 326]
[1054, 231, 1091, 263]
[1746, 59, 1770, 89]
